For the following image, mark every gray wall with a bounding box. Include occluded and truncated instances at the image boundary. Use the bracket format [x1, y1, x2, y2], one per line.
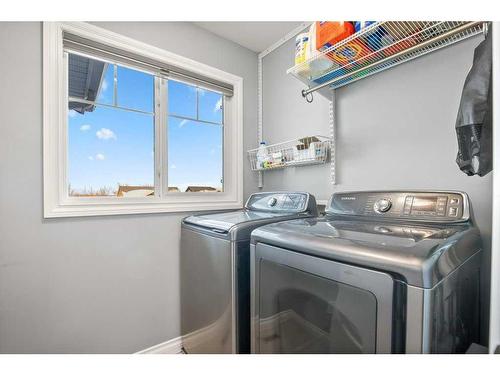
[261, 36, 492, 343]
[0, 22, 258, 353]
[0, 21, 492, 353]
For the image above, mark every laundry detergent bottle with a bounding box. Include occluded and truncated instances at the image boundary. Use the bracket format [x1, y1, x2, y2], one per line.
[256, 141, 269, 169]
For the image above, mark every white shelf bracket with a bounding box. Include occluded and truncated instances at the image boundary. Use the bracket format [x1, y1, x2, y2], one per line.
[329, 89, 336, 185]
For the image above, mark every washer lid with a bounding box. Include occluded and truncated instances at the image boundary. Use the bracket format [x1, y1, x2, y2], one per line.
[183, 210, 292, 232]
[251, 217, 481, 288]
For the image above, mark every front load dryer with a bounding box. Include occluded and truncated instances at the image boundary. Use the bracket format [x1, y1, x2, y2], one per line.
[250, 191, 482, 354]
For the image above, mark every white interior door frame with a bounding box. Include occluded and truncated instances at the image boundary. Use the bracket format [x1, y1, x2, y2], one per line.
[489, 21, 500, 354]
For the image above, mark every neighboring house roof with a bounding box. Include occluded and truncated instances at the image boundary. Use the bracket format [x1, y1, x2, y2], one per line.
[185, 186, 218, 192]
[116, 185, 154, 197]
[68, 54, 107, 114]
[168, 187, 180, 192]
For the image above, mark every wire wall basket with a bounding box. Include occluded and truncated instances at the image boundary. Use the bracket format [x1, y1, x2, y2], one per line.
[248, 136, 331, 171]
[288, 21, 485, 95]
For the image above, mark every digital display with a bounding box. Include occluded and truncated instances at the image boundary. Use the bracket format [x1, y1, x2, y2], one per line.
[411, 197, 438, 212]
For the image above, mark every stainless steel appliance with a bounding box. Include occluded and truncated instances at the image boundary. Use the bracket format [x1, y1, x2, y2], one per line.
[251, 191, 482, 354]
[181, 192, 318, 354]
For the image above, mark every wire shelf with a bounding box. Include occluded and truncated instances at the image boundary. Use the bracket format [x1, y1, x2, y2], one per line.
[288, 21, 485, 94]
[248, 136, 331, 171]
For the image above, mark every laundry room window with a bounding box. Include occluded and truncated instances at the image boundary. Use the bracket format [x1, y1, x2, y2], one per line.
[43, 22, 243, 217]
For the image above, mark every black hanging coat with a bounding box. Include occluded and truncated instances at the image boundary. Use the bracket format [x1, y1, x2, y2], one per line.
[455, 29, 493, 177]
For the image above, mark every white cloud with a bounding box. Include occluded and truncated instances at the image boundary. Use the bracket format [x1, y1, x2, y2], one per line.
[88, 153, 105, 161]
[96, 128, 116, 140]
[214, 97, 222, 112]
[80, 124, 91, 132]
[101, 79, 108, 92]
[170, 164, 177, 169]
[68, 110, 78, 118]
[179, 119, 189, 128]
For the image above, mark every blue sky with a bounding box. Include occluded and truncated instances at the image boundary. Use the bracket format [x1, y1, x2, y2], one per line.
[68, 59, 223, 194]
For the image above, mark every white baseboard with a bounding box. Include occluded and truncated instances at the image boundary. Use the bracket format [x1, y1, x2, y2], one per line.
[137, 307, 231, 354]
[136, 336, 183, 354]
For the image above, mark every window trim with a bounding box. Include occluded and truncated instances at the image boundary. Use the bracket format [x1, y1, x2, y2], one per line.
[43, 22, 244, 218]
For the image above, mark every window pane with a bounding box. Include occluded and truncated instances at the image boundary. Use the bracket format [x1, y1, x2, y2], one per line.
[117, 65, 154, 112]
[198, 88, 223, 124]
[168, 80, 197, 118]
[96, 63, 114, 105]
[68, 103, 154, 197]
[168, 117, 223, 193]
[68, 53, 113, 107]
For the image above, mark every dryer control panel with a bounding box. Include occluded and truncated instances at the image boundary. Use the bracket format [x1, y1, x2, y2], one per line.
[327, 191, 469, 222]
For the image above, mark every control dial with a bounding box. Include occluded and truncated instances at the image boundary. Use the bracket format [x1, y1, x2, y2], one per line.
[267, 197, 278, 207]
[374, 198, 392, 213]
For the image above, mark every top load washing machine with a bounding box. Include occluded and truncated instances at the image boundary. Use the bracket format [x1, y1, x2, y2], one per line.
[250, 191, 482, 354]
[181, 192, 317, 354]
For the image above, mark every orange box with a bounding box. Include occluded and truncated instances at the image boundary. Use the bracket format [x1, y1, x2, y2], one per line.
[315, 21, 355, 51]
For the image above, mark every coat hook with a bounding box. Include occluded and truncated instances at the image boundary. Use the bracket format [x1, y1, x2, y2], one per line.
[302, 89, 314, 103]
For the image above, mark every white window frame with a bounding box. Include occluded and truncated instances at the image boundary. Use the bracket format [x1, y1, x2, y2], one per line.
[43, 22, 243, 218]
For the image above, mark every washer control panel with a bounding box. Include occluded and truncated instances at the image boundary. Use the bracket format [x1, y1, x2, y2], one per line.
[245, 192, 313, 213]
[327, 191, 468, 222]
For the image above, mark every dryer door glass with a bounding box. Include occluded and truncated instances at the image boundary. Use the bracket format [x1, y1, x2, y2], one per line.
[252, 243, 394, 354]
[257, 259, 377, 353]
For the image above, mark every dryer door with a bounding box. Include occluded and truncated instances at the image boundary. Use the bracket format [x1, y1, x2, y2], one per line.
[251, 243, 394, 354]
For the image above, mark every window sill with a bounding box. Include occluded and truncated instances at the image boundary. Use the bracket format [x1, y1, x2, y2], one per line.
[44, 199, 243, 218]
